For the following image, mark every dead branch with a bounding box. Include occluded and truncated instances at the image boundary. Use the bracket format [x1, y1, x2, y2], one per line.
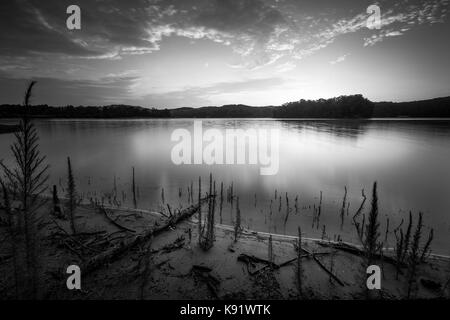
[98, 206, 136, 233]
[301, 246, 345, 286]
[51, 219, 101, 253]
[317, 241, 404, 268]
[81, 198, 209, 275]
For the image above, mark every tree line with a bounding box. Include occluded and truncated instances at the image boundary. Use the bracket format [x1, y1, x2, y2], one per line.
[1, 95, 449, 119]
[0, 104, 170, 118]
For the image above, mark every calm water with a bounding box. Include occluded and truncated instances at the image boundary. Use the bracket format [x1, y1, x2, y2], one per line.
[1, 118, 450, 255]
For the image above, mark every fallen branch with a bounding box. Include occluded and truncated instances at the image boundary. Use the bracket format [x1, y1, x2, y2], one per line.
[119, 213, 143, 219]
[278, 252, 331, 268]
[317, 241, 404, 268]
[237, 252, 331, 275]
[301, 247, 345, 287]
[51, 219, 101, 253]
[107, 230, 128, 239]
[237, 253, 278, 269]
[71, 231, 107, 237]
[151, 236, 185, 254]
[192, 265, 213, 273]
[81, 198, 209, 275]
[62, 239, 84, 260]
[98, 206, 136, 233]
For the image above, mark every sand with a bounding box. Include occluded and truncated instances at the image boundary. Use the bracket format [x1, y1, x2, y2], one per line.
[0, 200, 449, 300]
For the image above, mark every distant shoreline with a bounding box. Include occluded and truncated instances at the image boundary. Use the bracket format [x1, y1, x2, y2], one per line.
[0, 116, 450, 119]
[0, 124, 19, 134]
[1, 95, 449, 119]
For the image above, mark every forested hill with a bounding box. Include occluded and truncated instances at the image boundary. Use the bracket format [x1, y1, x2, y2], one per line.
[372, 96, 450, 117]
[0, 104, 171, 118]
[1, 95, 449, 119]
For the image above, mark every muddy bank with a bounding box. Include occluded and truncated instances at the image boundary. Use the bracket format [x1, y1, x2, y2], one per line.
[0, 200, 449, 300]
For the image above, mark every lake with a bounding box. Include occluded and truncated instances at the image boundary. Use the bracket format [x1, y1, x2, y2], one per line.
[1, 118, 449, 255]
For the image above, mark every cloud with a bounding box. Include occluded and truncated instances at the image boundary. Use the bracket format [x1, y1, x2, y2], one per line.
[0, 72, 140, 105]
[0, 0, 449, 107]
[362, 0, 449, 46]
[330, 54, 349, 65]
[364, 29, 404, 46]
[275, 61, 296, 73]
[0, 0, 98, 57]
[1, 0, 448, 65]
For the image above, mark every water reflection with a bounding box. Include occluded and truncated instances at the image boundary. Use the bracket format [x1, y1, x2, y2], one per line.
[0, 119, 449, 254]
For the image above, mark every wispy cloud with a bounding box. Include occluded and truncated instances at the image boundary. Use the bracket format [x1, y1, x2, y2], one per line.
[0, 71, 140, 106]
[0, 0, 449, 106]
[1, 0, 448, 66]
[330, 54, 349, 65]
[276, 61, 297, 73]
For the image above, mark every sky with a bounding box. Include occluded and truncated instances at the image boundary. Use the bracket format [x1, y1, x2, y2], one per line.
[0, 0, 449, 108]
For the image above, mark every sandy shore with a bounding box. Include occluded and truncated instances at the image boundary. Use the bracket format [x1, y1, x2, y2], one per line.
[0, 200, 449, 300]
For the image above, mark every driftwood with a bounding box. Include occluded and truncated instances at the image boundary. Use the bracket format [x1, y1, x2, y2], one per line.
[151, 236, 185, 254]
[278, 252, 330, 268]
[62, 239, 84, 260]
[71, 231, 107, 237]
[238, 252, 331, 275]
[119, 213, 142, 219]
[301, 247, 345, 287]
[98, 206, 136, 233]
[51, 219, 101, 254]
[81, 199, 208, 275]
[238, 254, 278, 275]
[192, 265, 213, 273]
[317, 241, 404, 267]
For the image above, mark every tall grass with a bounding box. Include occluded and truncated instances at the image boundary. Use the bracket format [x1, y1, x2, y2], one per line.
[234, 196, 241, 242]
[0, 81, 49, 299]
[393, 211, 434, 296]
[364, 182, 381, 266]
[268, 235, 274, 266]
[407, 212, 423, 298]
[340, 186, 347, 230]
[296, 227, 303, 298]
[420, 228, 434, 262]
[199, 174, 216, 250]
[353, 182, 382, 298]
[66, 157, 77, 234]
[0, 180, 20, 298]
[132, 167, 137, 208]
[198, 176, 202, 245]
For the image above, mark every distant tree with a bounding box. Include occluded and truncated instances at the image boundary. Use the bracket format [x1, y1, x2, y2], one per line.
[2, 95, 450, 118]
[276, 95, 375, 118]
